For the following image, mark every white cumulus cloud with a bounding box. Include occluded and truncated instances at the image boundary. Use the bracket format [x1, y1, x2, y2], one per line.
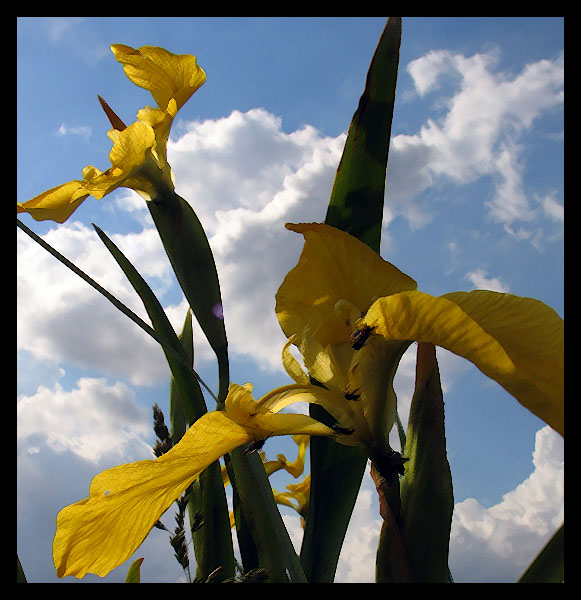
[17, 377, 152, 463]
[395, 49, 564, 243]
[449, 425, 563, 582]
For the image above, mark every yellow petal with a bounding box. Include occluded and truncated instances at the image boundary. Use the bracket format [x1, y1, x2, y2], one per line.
[53, 411, 250, 579]
[136, 105, 174, 166]
[364, 290, 564, 435]
[53, 384, 336, 578]
[256, 384, 360, 445]
[227, 383, 336, 438]
[17, 181, 89, 223]
[278, 435, 309, 478]
[281, 337, 311, 384]
[276, 223, 417, 346]
[18, 121, 162, 224]
[111, 44, 206, 114]
[107, 120, 155, 173]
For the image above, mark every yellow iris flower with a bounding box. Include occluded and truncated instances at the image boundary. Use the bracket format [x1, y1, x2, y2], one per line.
[52, 221, 563, 579]
[17, 44, 206, 223]
[274, 222, 564, 461]
[53, 384, 337, 578]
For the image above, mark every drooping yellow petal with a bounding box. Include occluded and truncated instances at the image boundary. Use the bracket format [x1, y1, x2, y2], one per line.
[263, 435, 309, 479]
[17, 181, 89, 223]
[53, 384, 336, 578]
[228, 382, 336, 439]
[274, 474, 311, 519]
[53, 411, 249, 579]
[363, 290, 564, 435]
[19, 111, 164, 223]
[282, 337, 311, 385]
[110, 44, 206, 114]
[279, 435, 310, 478]
[276, 222, 417, 346]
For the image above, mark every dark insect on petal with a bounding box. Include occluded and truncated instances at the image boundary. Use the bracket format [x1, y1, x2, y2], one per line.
[344, 388, 360, 401]
[350, 325, 376, 350]
[244, 438, 267, 454]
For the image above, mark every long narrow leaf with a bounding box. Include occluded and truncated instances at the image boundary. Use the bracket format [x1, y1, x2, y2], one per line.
[325, 16, 402, 253]
[17, 555, 27, 583]
[93, 224, 208, 423]
[189, 461, 236, 582]
[397, 342, 454, 582]
[172, 314, 234, 582]
[147, 192, 230, 406]
[228, 447, 307, 583]
[169, 315, 233, 581]
[303, 17, 403, 582]
[170, 310, 195, 442]
[124, 558, 144, 583]
[146, 190, 303, 580]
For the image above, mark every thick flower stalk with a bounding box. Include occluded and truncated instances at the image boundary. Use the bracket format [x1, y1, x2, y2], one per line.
[17, 44, 206, 222]
[273, 222, 564, 475]
[53, 384, 339, 579]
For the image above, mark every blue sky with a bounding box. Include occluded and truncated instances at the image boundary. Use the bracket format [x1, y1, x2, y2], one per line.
[17, 17, 564, 583]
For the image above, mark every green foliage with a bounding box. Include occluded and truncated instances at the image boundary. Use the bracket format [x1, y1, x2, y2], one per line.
[17, 556, 27, 584]
[518, 524, 564, 583]
[124, 558, 144, 583]
[397, 343, 454, 582]
[325, 17, 402, 254]
[17, 17, 563, 584]
[303, 17, 403, 583]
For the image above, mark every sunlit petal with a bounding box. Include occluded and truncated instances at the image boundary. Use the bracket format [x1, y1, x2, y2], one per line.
[282, 337, 310, 384]
[53, 411, 250, 578]
[276, 222, 416, 346]
[364, 290, 564, 435]
[257, 384, 360, 445]
[17, 181, 89, 223]
[111, 44, 206, 114]
[53, 384, 336, 578]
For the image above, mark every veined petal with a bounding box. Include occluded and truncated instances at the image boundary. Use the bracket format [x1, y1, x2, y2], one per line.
[108, 120, 155, 171]
[53, 384, 336, 578]
[363, 290, 564, 436]
[276, 222, 416, 346]
[282, 337, 311, 384]
[53, 411, 250, 579]
[136, 105, 173, 167]
[111, 44, 206, 114]
[19, 118, 164, 223]
[17, 181, 89, 223]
